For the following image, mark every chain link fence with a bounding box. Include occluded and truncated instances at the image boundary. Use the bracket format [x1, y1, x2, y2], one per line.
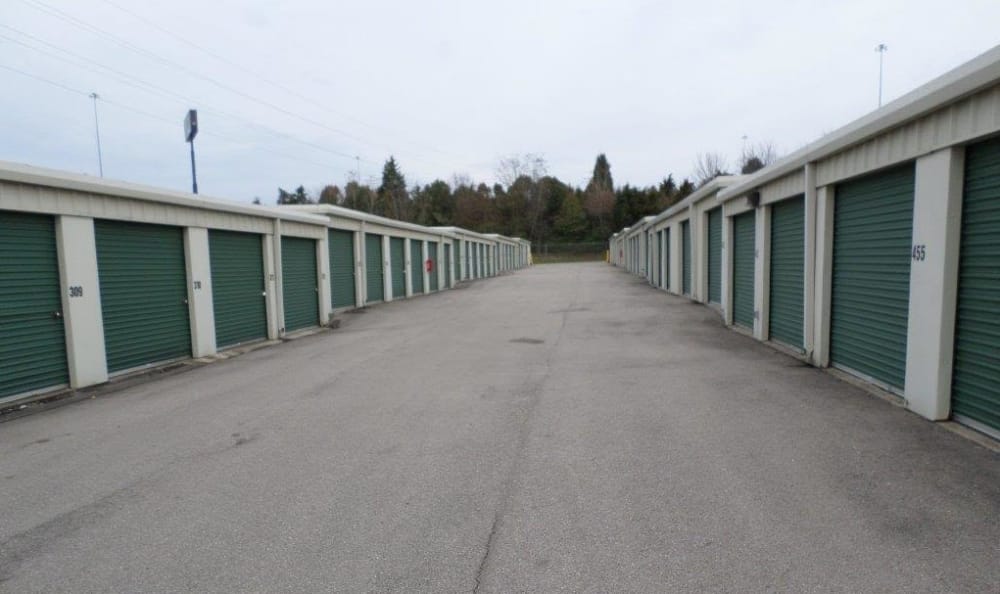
[533, 242, 608, 263]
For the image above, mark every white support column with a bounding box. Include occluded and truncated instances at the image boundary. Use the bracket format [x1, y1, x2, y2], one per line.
[55, 215, 107, 388]
[382, 235, 392, 302]
[271, 220, 286, 335]
[754, 206, 770, 341]
[421, 241, 430, 293]
[317, 233, 331, 323]
[811, 186, 835, 367]
[803, 163, 818, 356]
[904, 147, 965, 420]
[404, 238, 413, 297]
[183, 227, 216, 357]
[354, 229, 365, 307]
[722, 214, 734, 325]
[262, 234, 279, 339]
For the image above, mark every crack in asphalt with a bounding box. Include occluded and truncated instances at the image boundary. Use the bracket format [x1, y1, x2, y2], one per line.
[469, 268, 580, 593]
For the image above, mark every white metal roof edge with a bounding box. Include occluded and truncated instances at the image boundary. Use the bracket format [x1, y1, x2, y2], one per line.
[643, 175, 745, 227]
[717, 44, 1000, 201]
[285, 204, 462, 237]
[0, 159, 330, 225]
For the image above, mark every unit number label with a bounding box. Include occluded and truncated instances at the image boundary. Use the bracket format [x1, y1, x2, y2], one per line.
[911, 244, 927, 261]
[193, 281, 202, 290]
[68, 285, 84, 298]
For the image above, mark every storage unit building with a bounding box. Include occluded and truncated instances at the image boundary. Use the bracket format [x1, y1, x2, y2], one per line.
[708, 45, 1000, 436]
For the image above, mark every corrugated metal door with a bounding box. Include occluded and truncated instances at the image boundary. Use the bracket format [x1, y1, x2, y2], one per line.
[732, 211, 756, 329]
[428, 243, 439, 291]
[365, 233, 384, 303]
[663, 228, 671, 290]
[682, 220, 691, 295]
[655, 231, 662, 287]
[96, 220, 190, 372]
[0, 211, 68, 398]
[444, 244, 452, 288]
[455, 240, 463, 280]
[389, 237, 405, 299]
[830, 164, 914, 390]
[708, 208, 722, 303]
[328, 229, 356, 309]
[410, 239, 424, 293]
[470, 243, 477, 278]
[209, 230, 266, 348]
[281, 236, 319, 332]
[952, 137, 1000, 434]
[769, 197, 804, 349]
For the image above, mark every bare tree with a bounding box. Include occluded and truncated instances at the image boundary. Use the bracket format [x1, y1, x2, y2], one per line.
[739, 141, 778, 174]
[495, 153, 547, 188]
[693, 152, 730, 187]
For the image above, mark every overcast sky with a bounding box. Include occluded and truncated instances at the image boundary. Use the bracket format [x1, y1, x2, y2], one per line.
[1, 0, 998, 204]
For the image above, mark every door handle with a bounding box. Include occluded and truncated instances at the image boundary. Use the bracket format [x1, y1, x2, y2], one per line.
[53, 311, 62, 319]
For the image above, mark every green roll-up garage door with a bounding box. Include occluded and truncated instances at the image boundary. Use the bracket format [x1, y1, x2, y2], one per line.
[444, 244, 452, 288]
[732, 211, 756, 330]
[365, 233, 384, 303]
[656, 231, 663, 287]
[0, 211, 68, 398]
[209, 230, 267, 348]
[681, 220, 691, 295]
[472, 244, 478, 279]
[281, 236, 319, 332]
[455, 240, 463, 280]
[96, 220, 190, 372]
[390, 237, 405, 299]
[708, 208, 722, 304]
[328, 229, 356, 309]
[769, 196, 804, 349]
[428, 243, 439, 291]
[663, 228, 671, 291]
[830, 164, 914, 390]
[410, 239, 424, 294]
[952, 137, 1000, 434]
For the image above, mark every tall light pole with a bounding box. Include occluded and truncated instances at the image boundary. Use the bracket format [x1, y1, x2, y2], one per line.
[875, 43, 888, 107]
[184, 109, 199, 194]
[89, 92, 104, 177]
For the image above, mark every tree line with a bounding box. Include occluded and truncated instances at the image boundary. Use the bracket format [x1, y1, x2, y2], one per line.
[262, 145, 776, 246]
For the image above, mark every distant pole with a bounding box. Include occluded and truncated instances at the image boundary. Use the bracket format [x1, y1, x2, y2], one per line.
[189, 140, 198, 194]
[184, 109, 199, 194]
[875, 43, 888, 107]
[89, 92, 103, 177]
[355, 155, 361, 182]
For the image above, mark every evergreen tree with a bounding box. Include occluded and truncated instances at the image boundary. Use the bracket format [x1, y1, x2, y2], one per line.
[277, 185, 313, 205]
[377, 156, 409, 220]
[318, 184, 342, 205]
[554, 191, 588, 239]
[584, 154, 615, 238]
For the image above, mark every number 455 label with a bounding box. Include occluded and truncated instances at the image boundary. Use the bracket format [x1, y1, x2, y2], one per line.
[911, 244, 927, 261]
